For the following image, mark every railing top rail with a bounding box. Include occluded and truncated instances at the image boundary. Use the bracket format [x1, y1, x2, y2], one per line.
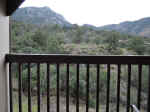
[5, 54, 150, 64]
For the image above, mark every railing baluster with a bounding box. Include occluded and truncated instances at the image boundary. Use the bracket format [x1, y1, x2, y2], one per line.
[96, 64, 100, 112]
[86, 64, 90, 112]
[117, 64, 121, 112]
[106, 64, 110, 112]
[18, 63, 22, 112]
[9, 62, 13, 112]
[57, 64, 60, 112]
[76, 64, 79, 112]
[47, 64, 50, 112]
[127, 64, 131, 112]
[137, 64, 142, 110]
[28, 63, 31, 112]
[37, 63, 40, 112]
[66, 64, 70, 112]
[147, 65, 150, 112]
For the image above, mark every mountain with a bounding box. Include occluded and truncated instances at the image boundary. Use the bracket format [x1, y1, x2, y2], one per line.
[11, 7, 150, 37]
[98, 17, 150, 37]
[11, 7, 72, 27]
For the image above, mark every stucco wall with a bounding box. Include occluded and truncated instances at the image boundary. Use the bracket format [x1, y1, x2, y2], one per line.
[0, 0, 9, 112]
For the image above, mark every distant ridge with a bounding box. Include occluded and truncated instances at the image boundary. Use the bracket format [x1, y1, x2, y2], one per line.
[98, 17, 150, 37]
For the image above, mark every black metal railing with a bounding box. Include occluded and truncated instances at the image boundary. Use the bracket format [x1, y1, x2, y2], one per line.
[6, 54, 150, 112]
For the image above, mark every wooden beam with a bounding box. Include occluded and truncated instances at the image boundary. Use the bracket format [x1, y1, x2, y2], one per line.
[6, 0, 25, 16]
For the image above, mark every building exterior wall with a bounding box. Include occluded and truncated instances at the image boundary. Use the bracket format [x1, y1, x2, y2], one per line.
[0, 0, 9, 112]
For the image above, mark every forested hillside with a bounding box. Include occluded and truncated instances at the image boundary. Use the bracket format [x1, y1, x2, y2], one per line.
[11, 7, 150, 55]
[11, 20, 150, 55]
[99, 17, 150, 37]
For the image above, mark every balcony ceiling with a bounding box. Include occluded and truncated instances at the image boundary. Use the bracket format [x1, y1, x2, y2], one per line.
[7, 0, 25, 16]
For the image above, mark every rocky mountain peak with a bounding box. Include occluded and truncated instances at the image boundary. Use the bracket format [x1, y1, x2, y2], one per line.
[11, 6, 71, 27]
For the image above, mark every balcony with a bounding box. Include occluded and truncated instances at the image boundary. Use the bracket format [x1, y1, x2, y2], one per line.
[5, 54, 150, 112]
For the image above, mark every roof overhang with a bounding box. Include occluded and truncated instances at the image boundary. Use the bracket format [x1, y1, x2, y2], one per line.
[6, 0, 25, 16]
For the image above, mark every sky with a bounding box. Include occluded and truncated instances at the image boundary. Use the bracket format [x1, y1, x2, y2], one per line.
[21, 0, 150, 27]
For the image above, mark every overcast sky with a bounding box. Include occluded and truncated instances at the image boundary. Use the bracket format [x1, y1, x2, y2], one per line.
[21, 0, 150, 26]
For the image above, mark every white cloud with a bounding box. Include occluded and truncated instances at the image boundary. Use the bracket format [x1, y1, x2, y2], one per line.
[21, 0, 150, 26]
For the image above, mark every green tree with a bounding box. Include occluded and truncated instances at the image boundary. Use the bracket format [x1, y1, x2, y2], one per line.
[128, 37, 145, 55]
[72, 26, 84, 43]
[32, 30, 47, 47]
[105, 32, 120, 52]
[46, 36, 64, 54]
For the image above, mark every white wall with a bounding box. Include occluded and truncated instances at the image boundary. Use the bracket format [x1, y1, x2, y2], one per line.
[0, 0, 9, 112]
